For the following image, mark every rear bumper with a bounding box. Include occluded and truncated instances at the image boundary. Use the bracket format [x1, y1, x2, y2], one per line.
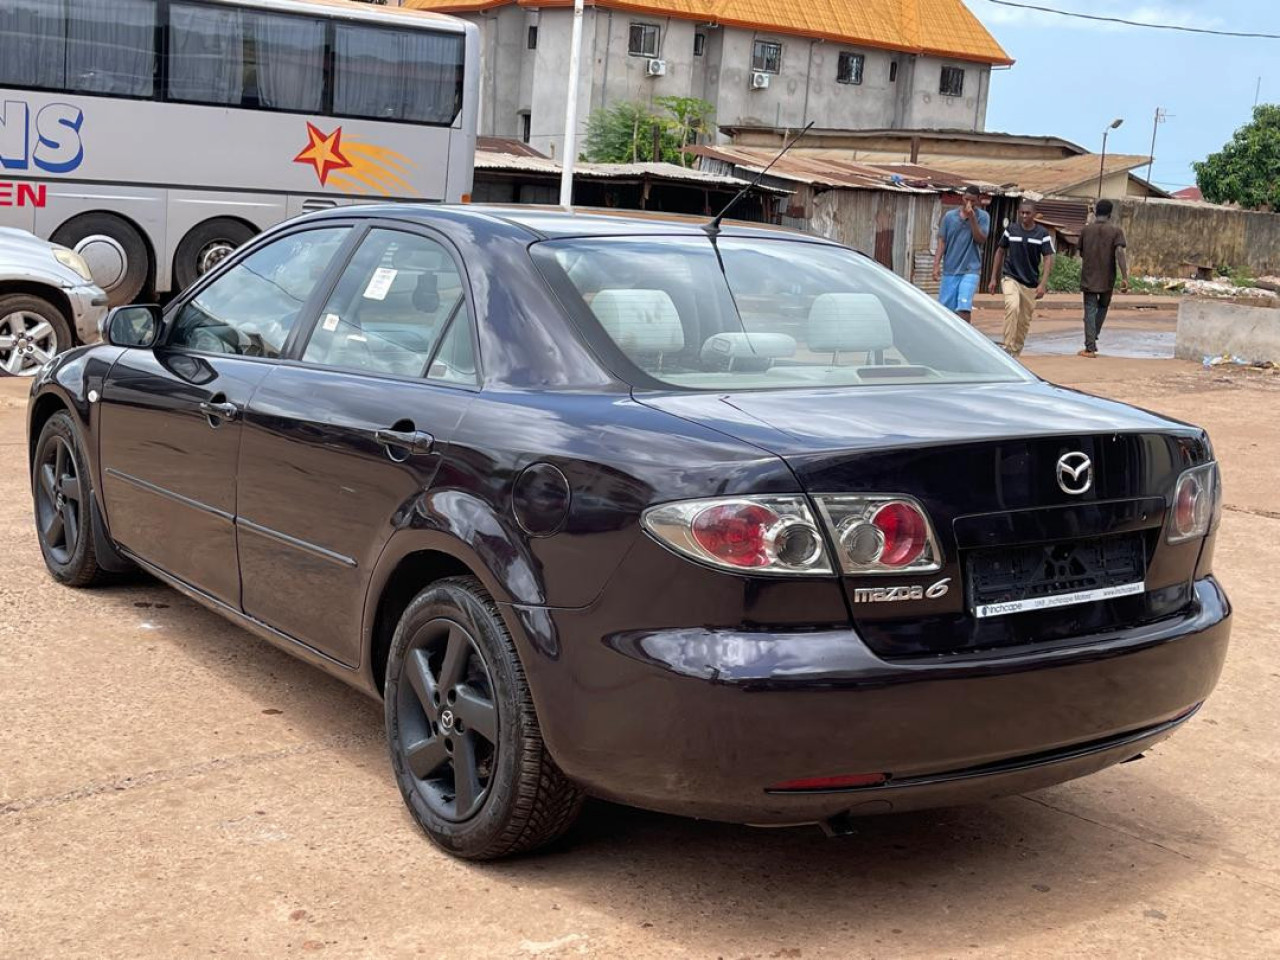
[505, 577, 1231, 824]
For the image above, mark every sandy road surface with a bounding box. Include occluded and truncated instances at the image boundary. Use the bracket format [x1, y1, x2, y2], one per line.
[1, 340, 1278, 958]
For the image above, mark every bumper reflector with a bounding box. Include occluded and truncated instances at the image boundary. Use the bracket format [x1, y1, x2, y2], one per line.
[767, 772, 888, 792]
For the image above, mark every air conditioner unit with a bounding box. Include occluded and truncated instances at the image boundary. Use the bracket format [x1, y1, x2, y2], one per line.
[646, 58, 667, 77]
[750, 71, 770, 90]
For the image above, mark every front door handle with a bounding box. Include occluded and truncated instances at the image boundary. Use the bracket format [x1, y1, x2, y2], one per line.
[375, 428, 434, 456]
[199, 400, 240, 422]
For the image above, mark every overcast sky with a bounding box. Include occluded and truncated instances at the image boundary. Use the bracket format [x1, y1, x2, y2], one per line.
[969, 0, 1278, 191]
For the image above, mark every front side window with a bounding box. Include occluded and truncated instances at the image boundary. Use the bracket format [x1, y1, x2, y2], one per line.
[170, 228, 348, 357]
[0, 0, 66, 89]
[837, 52, 864, 85]
[752, 40, 782, 74]
[66, 0, 156, 96]
[302, 229, 471, 380]
[334, 24, 464, 123]
[535, 237, 1027, 391]
[940, 66, 965, 97]
[628, 23, 659, 57]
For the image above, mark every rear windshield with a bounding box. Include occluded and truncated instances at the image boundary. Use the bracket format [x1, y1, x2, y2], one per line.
[535, 236, 1028, 390]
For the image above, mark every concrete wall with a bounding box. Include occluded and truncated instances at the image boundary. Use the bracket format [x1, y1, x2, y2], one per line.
[1175, 298, 1280, 363]
[457, 11, 993, 155]
[1118, 199, 1280, 277]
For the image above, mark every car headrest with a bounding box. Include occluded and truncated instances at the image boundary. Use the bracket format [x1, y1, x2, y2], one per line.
[808, 293, 893, 353]
[590, 289, 684, 354]
[413, 272, 440, 313]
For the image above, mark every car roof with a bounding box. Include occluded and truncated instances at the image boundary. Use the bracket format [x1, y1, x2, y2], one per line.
[320, 203, 841, 245]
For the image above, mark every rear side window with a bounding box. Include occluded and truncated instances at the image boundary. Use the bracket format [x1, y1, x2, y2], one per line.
[302, 229, 472, 381]
[169, 227, 349, 358]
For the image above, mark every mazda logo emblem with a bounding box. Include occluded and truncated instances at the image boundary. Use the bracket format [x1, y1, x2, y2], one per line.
[1056, 452, 1093, 495]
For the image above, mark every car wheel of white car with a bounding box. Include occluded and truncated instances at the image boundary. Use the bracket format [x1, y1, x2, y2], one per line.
[0, 293, 72, 377]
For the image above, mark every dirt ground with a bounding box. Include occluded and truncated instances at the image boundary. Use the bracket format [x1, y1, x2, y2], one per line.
[2, 310, 1278, 958]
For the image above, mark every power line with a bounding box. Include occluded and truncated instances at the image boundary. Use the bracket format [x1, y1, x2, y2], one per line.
[983, 0, 1280, 39]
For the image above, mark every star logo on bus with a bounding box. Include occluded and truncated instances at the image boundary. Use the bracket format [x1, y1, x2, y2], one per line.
[293, 123, 352, 186]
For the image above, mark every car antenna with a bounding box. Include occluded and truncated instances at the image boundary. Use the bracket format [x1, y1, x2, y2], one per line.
[703, 122, 813, 238]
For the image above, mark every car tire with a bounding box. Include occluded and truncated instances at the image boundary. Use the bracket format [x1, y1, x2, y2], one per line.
[33, 411, 110, 587]
[52, 213, 150, 307]
[173, 218, 256, 292]
[0, 292, 73, 377]
[385, 576, 584, 860]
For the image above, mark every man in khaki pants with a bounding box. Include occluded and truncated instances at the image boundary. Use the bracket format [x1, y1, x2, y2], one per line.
[987, 199, 1055, 356]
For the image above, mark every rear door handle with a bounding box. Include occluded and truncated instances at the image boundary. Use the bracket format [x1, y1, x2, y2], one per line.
[199, 400, 240, 422]
[375, 428, 434, 455]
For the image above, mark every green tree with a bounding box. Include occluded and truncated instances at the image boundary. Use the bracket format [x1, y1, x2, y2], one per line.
[583, 98, 714, 165]
[1193, 104, 1280, 210]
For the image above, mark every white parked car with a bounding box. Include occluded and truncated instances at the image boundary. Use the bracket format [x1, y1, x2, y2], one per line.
[0, 228, 108, 376]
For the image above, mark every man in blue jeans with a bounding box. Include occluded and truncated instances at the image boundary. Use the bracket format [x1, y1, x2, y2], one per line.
[932, 185, 990, 323]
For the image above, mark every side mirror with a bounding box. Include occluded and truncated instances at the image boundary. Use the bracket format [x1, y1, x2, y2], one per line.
[102, 304, 161, 348]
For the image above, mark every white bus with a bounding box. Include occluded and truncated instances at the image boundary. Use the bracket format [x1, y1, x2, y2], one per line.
[0, 0, 478, 305]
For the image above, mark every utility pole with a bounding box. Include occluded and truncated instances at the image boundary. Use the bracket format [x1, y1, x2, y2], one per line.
[1143, 107, 1168, 203]
[558, 0, 585, 207]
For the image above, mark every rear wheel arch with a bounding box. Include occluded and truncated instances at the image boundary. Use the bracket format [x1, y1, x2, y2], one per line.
[368, 549, 478, 696]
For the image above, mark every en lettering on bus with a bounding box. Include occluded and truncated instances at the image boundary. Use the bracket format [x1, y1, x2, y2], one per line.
[0, 100, 85, 174]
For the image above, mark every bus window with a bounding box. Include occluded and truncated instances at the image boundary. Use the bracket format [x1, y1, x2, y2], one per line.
[169, 4, 245, 106]
[169, 4, 325, 113]
[0, 1, 65, 90]
[248, 11, 326, 113]
[333, 24, 464, 124]
[66, 0, 156, 97]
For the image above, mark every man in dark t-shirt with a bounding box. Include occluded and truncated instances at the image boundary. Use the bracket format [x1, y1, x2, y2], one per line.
[987, 199, 1055, 357]
[1077, 199, 1130, 357]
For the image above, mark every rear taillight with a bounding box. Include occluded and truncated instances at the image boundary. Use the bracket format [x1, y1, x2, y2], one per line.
[814, 495, 942, 574]
[1168, 462, 1220, 543]
[643, 496, 832, 575]
[642, 493, 943, 576]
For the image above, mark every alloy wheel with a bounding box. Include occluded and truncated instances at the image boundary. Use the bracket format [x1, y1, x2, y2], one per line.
[396, 617, 499, 822]
[35, 436, 82, 564]
[0, 311, 59, 376]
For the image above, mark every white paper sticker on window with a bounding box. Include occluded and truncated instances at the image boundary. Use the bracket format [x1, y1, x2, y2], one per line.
[322, 313, 341, 332]
[363, 267, 397, 301]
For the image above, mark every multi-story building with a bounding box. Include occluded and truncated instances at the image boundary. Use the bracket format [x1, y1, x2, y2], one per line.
[404, 0, 1011, 158]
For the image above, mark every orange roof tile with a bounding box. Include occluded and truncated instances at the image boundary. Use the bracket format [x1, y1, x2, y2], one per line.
[402, 0, 1013, 64]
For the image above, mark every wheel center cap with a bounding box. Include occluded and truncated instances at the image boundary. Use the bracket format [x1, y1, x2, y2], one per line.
[439, 709, 456, 732]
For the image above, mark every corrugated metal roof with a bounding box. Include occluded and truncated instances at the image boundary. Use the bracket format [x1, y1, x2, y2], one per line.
[474, 150, 791, 192]
[403, 0, 1012, 64]
[688, 146, 1160, 197]
[686, 146, 936, 191]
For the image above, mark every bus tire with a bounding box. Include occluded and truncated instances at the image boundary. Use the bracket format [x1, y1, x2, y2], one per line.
[51, 213, 150, 307]
[173, 219, 256, 292]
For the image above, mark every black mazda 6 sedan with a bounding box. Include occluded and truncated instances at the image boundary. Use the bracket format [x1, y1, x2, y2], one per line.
[28, 205, 1230, 859]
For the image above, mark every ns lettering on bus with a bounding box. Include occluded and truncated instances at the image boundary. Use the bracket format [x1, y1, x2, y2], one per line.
[0, 100, 85, 207]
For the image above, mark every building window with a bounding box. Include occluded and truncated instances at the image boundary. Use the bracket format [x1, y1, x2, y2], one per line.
[527, 25, 537, 49]
[751, 39, 782, 74]
[836, 52, 864, 85]
[693, 32, 705, 57]
[889, 60, 898, 82]
[519, 111, 530, 143]
[940, 66, 965, 97]
[628, 23, 659, 58]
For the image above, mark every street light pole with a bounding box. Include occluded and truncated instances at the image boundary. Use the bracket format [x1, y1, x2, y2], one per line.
[1097, 117, 1124, 200]
[558, 0, 586, 208]
[1143, 107, 1168, 203]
